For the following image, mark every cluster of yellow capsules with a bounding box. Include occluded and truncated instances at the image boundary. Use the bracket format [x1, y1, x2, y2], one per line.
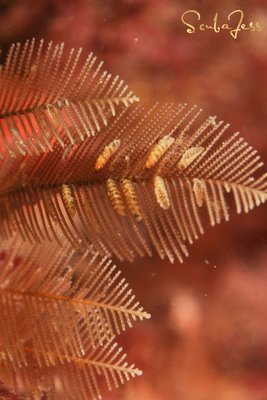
[59, 136, 206, 220]
[145, 135, 205, 210]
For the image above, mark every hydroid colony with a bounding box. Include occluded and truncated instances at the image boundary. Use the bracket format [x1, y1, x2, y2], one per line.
[0, 38, 267, 399]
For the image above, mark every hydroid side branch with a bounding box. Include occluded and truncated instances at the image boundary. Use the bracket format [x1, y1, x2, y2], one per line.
[0, 235, 150, 357]
[0, 235, 150, 398]
[0, 38, 139, 159]
[1, 103, 266, 263]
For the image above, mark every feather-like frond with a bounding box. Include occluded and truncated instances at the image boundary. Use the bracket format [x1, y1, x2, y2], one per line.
[1, 337, 142, 400]
[0, 235, 148, 398]
[0, 235, 150, 361]
[0, 38, 139, 159]
[1, 103, 266, 263]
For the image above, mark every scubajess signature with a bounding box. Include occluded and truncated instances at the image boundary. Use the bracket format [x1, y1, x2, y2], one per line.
[181, 9, 262, 39]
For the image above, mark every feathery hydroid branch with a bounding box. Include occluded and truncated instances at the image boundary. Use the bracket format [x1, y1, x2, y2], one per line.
[0, 38, 139, 159]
